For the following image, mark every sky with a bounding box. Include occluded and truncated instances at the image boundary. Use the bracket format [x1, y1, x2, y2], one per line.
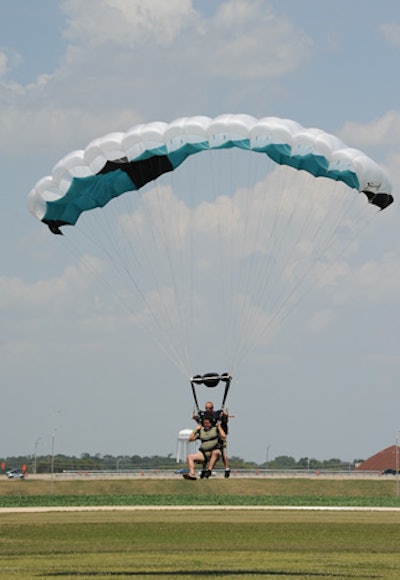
[1, 0, 400, 466]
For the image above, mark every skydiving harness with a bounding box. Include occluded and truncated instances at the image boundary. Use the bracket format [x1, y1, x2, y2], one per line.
[190, 372, 232, 421]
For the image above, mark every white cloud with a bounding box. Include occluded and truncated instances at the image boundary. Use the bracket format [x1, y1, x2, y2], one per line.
[380, 22, 400, 48]
[306, 308, 335, 333]
[58, 0, 313, 88]
[0, 51, 8, 76]
[0, 255, 103, 313]
[0, 0, 314, 157]
[60, 0, 312, 78]
[0, 48, 24, 80]
[321, 252, 400, 306]
[337, 112, 400, 193]
[338, 110, 400, 148]
[62, 0, 199, 47]
[209, 0, 313, 78]
[0, 105, 143, 156]
[384, 150, 400, 194]
[351, 252, 400, 303]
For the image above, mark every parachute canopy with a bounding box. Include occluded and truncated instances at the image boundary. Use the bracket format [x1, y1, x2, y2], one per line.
[27, 115, 394, 377]
[28, 114, 393, 235]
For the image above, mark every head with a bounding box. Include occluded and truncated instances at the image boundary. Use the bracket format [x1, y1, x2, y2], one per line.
[205, 402, 214, 413]
[202, 416, 214, 430]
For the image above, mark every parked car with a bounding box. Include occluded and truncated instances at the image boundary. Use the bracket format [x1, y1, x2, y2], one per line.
[6, 468, 26, 479]
[175, 468, 189, 474]
[382, 468, 399, 475]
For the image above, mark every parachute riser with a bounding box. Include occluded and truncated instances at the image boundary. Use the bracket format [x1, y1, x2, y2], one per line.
[190, 372, 232, 415]
[190, 380, 201, 414]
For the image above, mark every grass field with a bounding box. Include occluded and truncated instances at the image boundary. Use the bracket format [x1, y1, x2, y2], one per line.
[1, 477, 399, 579]
[1, 476, 400, 507]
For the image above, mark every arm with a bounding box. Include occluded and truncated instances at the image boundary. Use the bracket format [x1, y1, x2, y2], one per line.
[216, 422, 226, 440]
[216, 409, 228, 424]
[189, 425, 201, 442]
[192, 410, 203, 424]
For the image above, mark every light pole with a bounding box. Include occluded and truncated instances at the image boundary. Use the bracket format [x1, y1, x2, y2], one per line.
[50, 410, 61, 493]
[396, 430, 399, 499]
[50, 429, 56, 495]
[33, 437, 41, 474]
[266, 445, 271, 469]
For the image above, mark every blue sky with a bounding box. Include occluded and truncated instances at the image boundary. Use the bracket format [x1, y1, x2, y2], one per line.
[1, 0, 400, 465]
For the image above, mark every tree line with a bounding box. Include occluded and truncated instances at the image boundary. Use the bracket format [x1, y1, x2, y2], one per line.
[1, 453, 360, 474]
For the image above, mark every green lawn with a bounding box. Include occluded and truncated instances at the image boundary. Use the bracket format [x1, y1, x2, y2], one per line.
[0, 478, 399, 579]
[1, 476, 400, 507]
[0, 509, 399, 579]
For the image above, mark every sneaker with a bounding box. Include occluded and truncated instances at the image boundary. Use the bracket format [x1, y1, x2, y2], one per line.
[224, 469, 230, 478]
[205, 469, 212, 478]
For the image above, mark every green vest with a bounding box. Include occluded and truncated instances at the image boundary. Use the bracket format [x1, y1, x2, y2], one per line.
[197, 426, 219, 453]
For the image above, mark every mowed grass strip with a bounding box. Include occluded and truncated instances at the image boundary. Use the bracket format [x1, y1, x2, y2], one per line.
[0, 510, 399, 579]
[1, 477, 400, 508]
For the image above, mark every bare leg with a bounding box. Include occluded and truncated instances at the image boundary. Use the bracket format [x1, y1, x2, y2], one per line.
[223, 449, 229, 469]
[208, 449, 222, 471]
[187, 454, 197, 477]
[186, 452, 205, 478]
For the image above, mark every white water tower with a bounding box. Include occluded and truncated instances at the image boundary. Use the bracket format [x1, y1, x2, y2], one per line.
[176, 428, 198, 463]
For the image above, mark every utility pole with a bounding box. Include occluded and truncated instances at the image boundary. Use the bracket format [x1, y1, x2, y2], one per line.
[396, 430, 399, 499]
[33, 437, 41, 474]
[266, 445, 271, 469]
